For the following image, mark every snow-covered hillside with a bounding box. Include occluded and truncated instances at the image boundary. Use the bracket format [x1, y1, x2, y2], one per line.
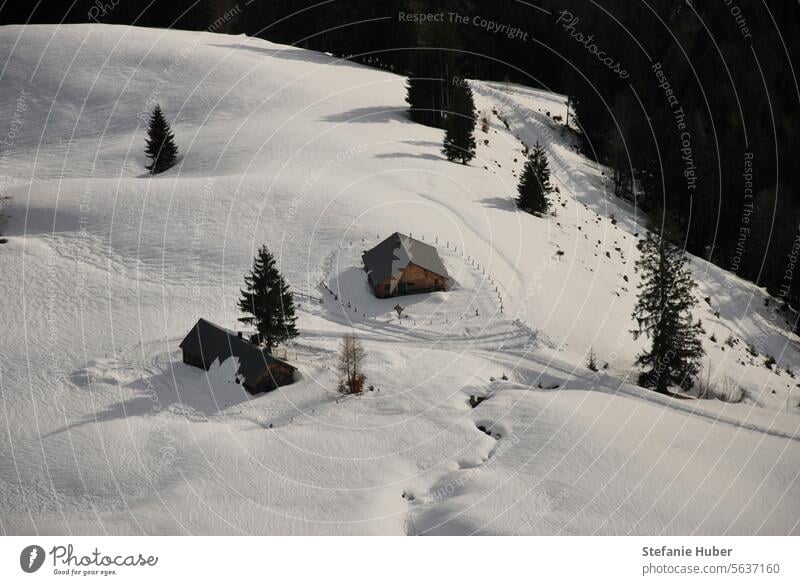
[1, 24, 798, 535]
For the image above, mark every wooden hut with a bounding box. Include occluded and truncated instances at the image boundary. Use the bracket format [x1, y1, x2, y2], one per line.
[362, 232, 449, 298]
[179, 318, 296, 393]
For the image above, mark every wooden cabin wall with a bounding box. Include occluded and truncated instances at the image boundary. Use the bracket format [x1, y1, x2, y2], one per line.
[399, 264, 446, 293]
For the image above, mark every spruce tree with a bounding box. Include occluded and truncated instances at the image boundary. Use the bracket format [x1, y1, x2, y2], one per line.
[406, 78, 433, 127]
[238, 245, 298, 352]
[403, 8, 461, 129]
[631, 231, 705, 393]
[144, 105, 178, 174]
[516, 142, 552, 215]
[441, 80, 476, 164]
[405, 57, 444, 128]
[586, 348, 598, 372]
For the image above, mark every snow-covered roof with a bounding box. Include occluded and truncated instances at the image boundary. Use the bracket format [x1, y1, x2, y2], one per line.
[179, 318, 293, 389]
[362, 232, 449, 284]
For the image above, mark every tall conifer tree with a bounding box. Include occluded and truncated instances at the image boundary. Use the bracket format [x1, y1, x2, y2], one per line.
[631, 230, 705, 393]
[238, 245, 298, 352]
[516, 142, 553, 215]
[144, 105, 178, 174]
[403, 5, 462, 129]
[441, 80, 476, 164]
[405, 52, 445, 128]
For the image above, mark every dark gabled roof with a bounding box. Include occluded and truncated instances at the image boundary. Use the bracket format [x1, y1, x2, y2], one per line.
[179, 318, 294, 388]
[362, 232, 449, 284]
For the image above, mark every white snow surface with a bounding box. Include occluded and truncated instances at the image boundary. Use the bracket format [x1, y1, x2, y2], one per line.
[0, 25, 798, 535]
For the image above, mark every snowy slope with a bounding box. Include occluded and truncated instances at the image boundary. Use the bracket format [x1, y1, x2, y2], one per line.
[0, 24, 798, 535]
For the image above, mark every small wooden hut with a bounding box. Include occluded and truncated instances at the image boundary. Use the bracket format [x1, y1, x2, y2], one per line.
[362, 232, 449, 298]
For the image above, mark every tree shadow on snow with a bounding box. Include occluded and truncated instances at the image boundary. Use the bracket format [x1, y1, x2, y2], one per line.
[480, 196, 518, 212]
[321, 105, 412, 124]
[373, 152, 441, 162]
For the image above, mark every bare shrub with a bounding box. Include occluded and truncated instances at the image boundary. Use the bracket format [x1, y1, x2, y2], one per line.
[696, 369, 745, 404]
[714, 376, 745, 404]
[337, 332, 366, 394]
[696, 367, 713, 400]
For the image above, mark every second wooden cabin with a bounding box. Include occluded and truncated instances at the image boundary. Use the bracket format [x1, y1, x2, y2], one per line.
[362, 232, 449, 298]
